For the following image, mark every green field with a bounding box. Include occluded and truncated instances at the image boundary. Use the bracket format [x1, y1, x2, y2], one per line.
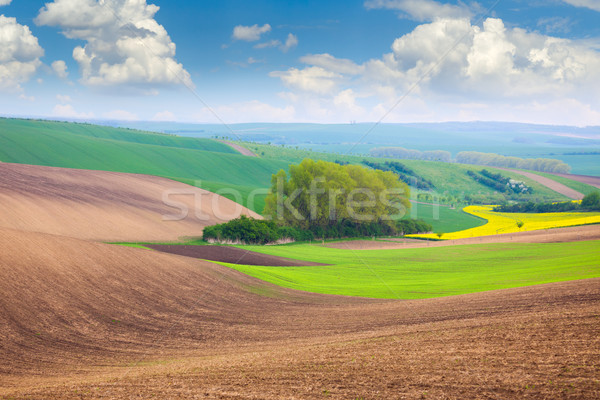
[224, 241, 600, 299]
[406, 202, 486, 232]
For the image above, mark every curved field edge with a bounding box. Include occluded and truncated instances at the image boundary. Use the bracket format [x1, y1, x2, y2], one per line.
[410, 205, 600, 240]
[222, 241, 600, 299]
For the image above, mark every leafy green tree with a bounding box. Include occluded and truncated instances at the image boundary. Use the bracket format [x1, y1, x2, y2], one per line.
[264, 159, 410, 232]
[581, 191, 600, 210]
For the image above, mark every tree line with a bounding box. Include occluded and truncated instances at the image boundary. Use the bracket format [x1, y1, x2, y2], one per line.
[467, 169, 532, 194]
[494, 192, 600, 213]
[370, 147, 452, 162]
[362, 160, 436, 191]
[369, 146, 571, 174]
[456, 152, 570, 173]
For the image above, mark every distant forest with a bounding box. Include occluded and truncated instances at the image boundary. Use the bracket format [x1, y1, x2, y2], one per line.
[370, 147, 570, 173]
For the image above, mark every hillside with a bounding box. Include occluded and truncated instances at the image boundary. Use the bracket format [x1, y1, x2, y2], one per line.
[0, 163, 259, 241]
[0, 118, 290, 204]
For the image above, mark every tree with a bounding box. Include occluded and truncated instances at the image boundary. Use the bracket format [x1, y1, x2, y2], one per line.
[264, 159, 411, 232]
[581, 191, 600, 211]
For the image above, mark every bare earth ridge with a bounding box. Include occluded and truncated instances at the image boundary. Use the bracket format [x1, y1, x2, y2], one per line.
[326, 224, 600, 250]
[497, 167, 584, 200]
[0, 163, 260, 241]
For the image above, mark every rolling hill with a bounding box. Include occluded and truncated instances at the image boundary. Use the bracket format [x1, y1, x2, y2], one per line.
[0, 162, 259, 242]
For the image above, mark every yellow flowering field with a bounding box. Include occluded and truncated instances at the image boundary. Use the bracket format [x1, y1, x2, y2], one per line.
[410, 205, 600, 240]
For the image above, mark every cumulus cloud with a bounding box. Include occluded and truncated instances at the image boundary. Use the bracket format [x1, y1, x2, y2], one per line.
[232, 24, 271, 41]
[0, 15, 44, 92]
[561, 0, 600, 12]
[36, 0, 192, 90]
[0, 0, 12, 6]
[51, 60, 69, 79]
[270, 66, 343, 95]
[364, 0, 471, 22]
[271, 12, 600, 125]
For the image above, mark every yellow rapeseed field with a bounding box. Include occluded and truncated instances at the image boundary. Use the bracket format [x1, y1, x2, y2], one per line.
[410, 205, 600, 240]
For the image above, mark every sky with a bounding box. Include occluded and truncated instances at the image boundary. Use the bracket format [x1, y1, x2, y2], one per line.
[0, 0, 600, 126]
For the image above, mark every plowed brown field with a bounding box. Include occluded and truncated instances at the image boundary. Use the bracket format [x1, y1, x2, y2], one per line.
[326, 224, 600, 250]
[0, 163, 259, 241]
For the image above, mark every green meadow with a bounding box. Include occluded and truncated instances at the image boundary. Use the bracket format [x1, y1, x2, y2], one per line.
[225, 241, 600, 299]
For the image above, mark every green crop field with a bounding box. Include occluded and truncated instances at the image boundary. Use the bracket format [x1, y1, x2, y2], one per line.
[224, 241, 600, 299]
[406, 202, 486, 233]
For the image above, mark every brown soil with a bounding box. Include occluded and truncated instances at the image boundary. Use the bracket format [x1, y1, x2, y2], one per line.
[1, 226, 599, 399]
[219, 140, 258, 157]
[0, 163, 260, 242]
[326, 224, 600, 250]
[497, 168, 584, 199]
[146, 244, 329, 266]
[550, 172, 600, 189]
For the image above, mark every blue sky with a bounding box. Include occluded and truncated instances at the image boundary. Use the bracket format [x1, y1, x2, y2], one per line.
[0, 0, 599, 126]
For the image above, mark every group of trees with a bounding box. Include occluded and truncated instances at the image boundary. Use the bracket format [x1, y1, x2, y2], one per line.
[370, 147, 452, 162]
[203, 159, 432, 244]
[203, 215, 433, 245]
[203, 216, 313, 245]
[362, 160, 436, 191]
[494, 192, 600, 213]
[467, 169, 532, 194]
[456, 152, 570, 173]
[263, 159, 412, 232]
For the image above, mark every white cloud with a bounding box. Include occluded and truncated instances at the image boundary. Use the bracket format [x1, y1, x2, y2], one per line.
[232, 24, 271, 41]
[36, 0, 192, 89]
[270, 12, 600, 125]
[281, 33, 298, 52]
[152, 110, 175, 121]
[52, 104, 94, 119]
[51, 60, 69, 79]
[254, 39, 281, 49]
[56, 94, 72, 103]
[300, 54, 364, 75]
[364, 0, 471, 22]
[270, 66, 343, 95]
[0, 15, 44, 92]
[103, 109, 139, 121]
[561, 0, 600, 12]
[0, 0, 12, 6]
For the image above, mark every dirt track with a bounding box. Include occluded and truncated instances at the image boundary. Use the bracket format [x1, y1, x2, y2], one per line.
[498, 168, 584, 199]
[326, 224, 600, 250]
[0, 163, 259, 241]
[146, 244, 329, 266]
[550, 172, 600, 189]
[1, 226, 599, 398]
[219, 140, 258, 157]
